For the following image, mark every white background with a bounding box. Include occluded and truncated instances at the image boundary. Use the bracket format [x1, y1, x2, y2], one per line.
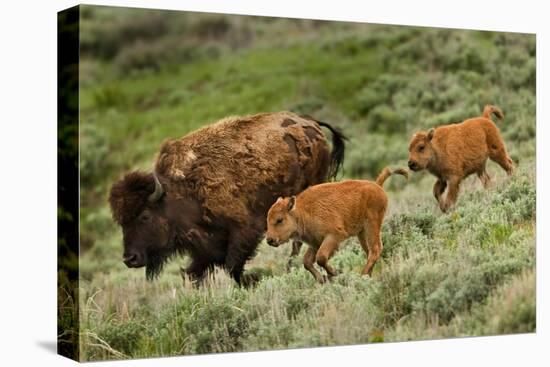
[0, 0, 547, 365]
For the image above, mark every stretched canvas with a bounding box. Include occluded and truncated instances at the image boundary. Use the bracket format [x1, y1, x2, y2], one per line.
[58, 4, 536, 362]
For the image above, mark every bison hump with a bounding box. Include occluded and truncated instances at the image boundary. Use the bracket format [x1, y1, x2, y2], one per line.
[154, 112, 329, 224]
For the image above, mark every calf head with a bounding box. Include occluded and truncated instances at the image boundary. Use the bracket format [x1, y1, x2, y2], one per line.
[408, 128, 435, 171]
[109, 171, 174, 279]
[266, 196, 298, 247]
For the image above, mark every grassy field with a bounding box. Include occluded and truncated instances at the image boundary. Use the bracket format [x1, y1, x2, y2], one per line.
[74, 6, 536, 361]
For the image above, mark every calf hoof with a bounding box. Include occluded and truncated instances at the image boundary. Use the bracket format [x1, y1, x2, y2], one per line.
[328, 269, 340, 279]
[316, 274, 329, 284]
[286, 256, 300, 271]
[440, 201, 453, 213]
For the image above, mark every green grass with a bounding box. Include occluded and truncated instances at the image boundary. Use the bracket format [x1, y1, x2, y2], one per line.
[74, 6, 536, 361]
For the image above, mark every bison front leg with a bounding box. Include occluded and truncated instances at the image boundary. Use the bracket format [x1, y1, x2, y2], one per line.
[182, 258, 213, 284]
[225, 229, 262, 285]
[290, 240, 302, 257]
[477, 167, 491, 189]
[433, 179, 447, 206]
[224, 249, 246, 284]
[316, 235, 341, 280]
[303, 246, 326, 283]
[287, 240, 303, 269]
[441, 176, 461, 213]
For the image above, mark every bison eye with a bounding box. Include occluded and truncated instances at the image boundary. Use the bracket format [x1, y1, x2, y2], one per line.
[418, 145, 425, 152]
[140, 212, 151, 223]
[275, 218, 283, 225]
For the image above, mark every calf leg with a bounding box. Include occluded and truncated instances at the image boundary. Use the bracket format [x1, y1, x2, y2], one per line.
[361, 214, 384, 276]
[316, 235, 341, 279]
[357, 230, 369, 271]
[441, 176, 462, 213]
[303, 246, 326, 283]
[287, 240, 303, 269]
[290, 240, 302, 257]
[477, 166, 491, 189]
[433, 179, 447, 205]
[488, 135, 514, 175]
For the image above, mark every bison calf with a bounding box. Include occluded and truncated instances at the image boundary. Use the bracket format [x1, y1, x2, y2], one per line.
[408, 105, 514, 213]
[265, 167, 408, 283]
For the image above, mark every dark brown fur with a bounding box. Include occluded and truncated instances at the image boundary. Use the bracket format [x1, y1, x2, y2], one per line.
[266, 167, 407, 283]
[109, 111, 346, 283]
[408, 105, 514, 212]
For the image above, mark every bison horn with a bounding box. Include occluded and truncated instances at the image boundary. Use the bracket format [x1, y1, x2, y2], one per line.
[148, 172, 165, 203]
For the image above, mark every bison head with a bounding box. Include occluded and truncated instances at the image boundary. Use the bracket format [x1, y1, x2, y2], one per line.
[108, 171, 175, 279]
[265, 196, 298, 247]
[408, 128, 435, 172]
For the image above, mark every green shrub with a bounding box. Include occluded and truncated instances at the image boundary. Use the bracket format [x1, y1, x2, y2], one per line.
[115, 38, 222, 74]
[344, 133, 408, 178]
[92, 83, 127, 109]
[492, 175, 536, 222]
[290, 96, 325, 115]
[80, 9, 171, 59]
[386, 211, 437, 237]
[99, 320, 146, 356]
[489, 270, 536, 334]
[80, 123, 111, 186]
[366, 104, 407, 134]
[191, 16, 232, 39]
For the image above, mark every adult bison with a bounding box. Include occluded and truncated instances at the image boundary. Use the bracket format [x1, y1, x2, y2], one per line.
[108, 111, 346, 284]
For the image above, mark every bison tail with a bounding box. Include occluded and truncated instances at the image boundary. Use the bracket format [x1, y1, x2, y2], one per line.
[375, 167, 409, 187]
[316, 120, 347, 181]
[482, 105, 504, 122]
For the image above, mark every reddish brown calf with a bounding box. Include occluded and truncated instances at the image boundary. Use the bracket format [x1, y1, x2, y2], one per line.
[408, 105, 514, 212]
[266, 167, 407, 283]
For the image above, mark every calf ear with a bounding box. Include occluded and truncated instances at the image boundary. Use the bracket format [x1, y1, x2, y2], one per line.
[287, 196, 296, 211]
[427, 128, 435, 141]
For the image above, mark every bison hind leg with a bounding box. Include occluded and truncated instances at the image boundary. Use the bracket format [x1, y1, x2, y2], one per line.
[477, 167, 491, 189]
[487, 136, 514, 176]
[359, 213, 384, 276]
[225, 228, 263, 285]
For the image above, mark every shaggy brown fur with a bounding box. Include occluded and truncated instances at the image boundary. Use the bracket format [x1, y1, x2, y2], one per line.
[109, 111, 346, 283]
[408, 105, 514, 213]
[265, 167, 407, 283]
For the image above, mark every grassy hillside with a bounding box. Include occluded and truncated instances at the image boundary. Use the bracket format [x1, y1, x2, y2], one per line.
[75, 6, 536, 361]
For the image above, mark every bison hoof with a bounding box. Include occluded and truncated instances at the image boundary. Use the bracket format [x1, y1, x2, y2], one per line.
[241, 273, 260, 288]
[286, 256, 301, 270]
[316, 274, 329, 284]
[440, 201, 452, 213]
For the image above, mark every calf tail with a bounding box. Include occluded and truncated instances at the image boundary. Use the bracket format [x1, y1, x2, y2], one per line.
[482, 105, 504, 122]
[376, 167, 409, 187]
[315, 120, 348, 181]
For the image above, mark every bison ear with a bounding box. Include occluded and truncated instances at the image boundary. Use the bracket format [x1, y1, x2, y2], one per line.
[287, 196, 296, 211]
[427, 128, 435, 141]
